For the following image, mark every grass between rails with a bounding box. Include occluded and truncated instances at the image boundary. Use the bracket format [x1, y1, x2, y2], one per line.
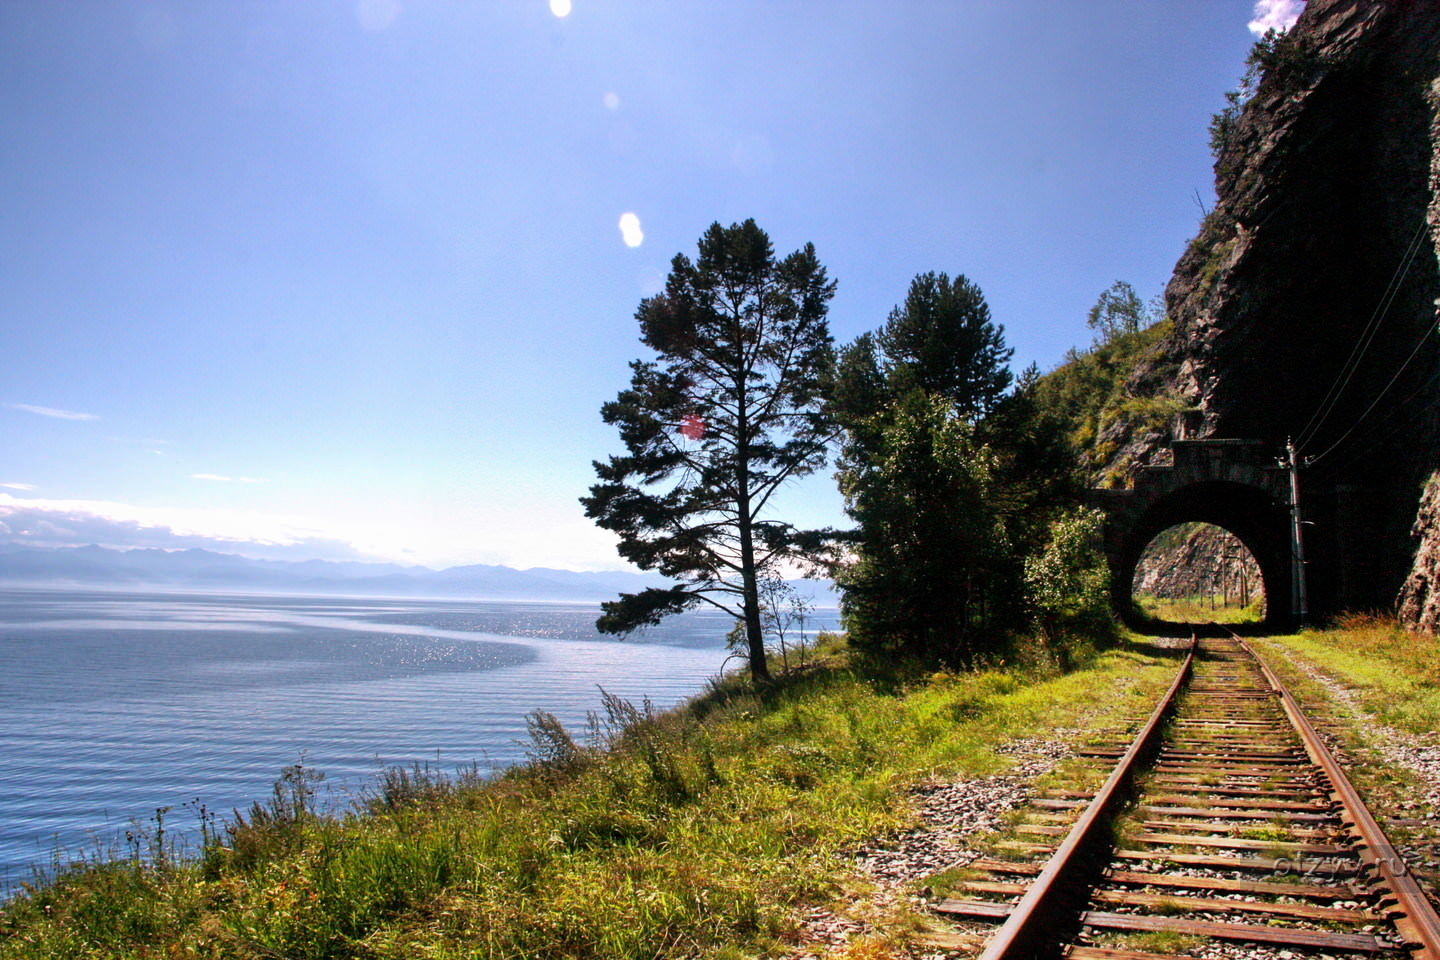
[0, 635, 1178, 960]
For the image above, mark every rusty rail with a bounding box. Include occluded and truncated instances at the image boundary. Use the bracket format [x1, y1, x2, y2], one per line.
[1242, 635, 1440, 958]
[973, 636, 1195, 960]
[946, 633, 1440, 959]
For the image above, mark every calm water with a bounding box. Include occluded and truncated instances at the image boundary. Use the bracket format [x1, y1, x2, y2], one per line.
[0, 587, 834, 887]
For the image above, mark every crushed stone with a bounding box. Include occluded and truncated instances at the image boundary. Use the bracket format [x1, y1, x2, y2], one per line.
[784, 732, 1078, 958]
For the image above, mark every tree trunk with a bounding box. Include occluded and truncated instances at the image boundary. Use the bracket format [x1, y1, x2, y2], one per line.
[735, 423, 770, 683]
[738, 515, 770, 683]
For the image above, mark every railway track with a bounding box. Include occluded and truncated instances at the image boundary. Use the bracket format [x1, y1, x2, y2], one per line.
[933, 634, 1440, 960]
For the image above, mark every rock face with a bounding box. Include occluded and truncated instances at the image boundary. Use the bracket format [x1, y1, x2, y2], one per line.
[1105, 0, 1440, 623]
[1399, 475, 1440, 632]
[1133, 523, 1264, 611]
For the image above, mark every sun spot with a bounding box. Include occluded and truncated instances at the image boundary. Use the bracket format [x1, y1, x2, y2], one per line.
[549, 0, 572, 18]
[603, 91, 620, 111]
[618, 213, 644, 248]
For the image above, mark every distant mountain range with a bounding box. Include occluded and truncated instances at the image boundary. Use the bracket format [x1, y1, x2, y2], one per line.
[0, 543, 839, 606]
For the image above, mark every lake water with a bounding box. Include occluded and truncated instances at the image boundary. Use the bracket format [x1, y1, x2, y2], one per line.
[0, 587, 835, 889]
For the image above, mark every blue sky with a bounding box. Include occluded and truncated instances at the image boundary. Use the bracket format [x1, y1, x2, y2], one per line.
[0, 1, 1302, 571]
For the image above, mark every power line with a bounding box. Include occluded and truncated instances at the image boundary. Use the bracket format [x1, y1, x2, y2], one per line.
[1294, 217, 1430, 451]
[1327, 362, 1440, 474]
[1306, 309, 1440, 467]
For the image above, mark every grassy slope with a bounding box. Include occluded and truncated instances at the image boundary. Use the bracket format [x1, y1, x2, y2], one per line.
[1259, 614, 1440, 734]
[0, 638, 1178, 960]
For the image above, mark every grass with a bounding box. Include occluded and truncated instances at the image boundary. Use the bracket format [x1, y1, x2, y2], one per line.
[1133, 592, 1263, 624]
[0, 634, 1180, 960]
[1261, 613, 1440, 734]
[1096, 930, 1204, 953]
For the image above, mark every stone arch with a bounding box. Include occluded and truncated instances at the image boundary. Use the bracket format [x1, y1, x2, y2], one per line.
[1114, 480, 1290, 631]
[1091, 440, 1296, 631]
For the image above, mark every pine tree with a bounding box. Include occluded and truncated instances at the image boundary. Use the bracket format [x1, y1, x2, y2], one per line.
[829, 271, 1021, 660]
[581, 220, 836, 683]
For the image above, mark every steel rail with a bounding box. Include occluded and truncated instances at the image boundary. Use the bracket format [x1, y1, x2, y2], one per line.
[974, 637, 1195, 960]
[1241, 635, 1440, 959]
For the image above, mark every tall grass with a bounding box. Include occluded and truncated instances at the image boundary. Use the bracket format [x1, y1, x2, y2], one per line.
[0, 637, 1176, 960]
[1133, 592, 1263, 624]
[1264, 613, 1440, 733]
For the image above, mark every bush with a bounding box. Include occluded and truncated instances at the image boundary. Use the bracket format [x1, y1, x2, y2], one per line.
[1024, 507, 1114, 642]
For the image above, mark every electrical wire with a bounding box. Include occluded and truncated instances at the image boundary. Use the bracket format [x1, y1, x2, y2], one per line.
[1294, 217, 1430, 451]
[1326, 361, 1440, 475]
[1305, 309, 1440, 467]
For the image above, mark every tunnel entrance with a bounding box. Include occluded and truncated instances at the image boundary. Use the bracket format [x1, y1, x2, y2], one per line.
[1112, 479, 1292, 633]
[1093, 441, 1297, 633]
[1130, 522, 1266, 626]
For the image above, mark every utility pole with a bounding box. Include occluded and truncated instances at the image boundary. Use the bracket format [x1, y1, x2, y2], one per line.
[1283, 437, 1310, 627]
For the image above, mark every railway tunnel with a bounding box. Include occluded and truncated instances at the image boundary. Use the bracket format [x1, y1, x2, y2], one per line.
[1092, 439, 1295, 631]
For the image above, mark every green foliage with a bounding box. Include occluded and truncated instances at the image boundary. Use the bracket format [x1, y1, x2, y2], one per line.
[1028, 318, 1177, 477]
[582, 219, 836, 682]
[838, 394, 1016, 661]
[827, 271, 1073, 660]
[873, 271, 1013, 416]
[1086, 281, 1161, 345]
[1023, 507, 1113, 642]
[978, 363, 1086, 557]
[220, 761, 327, 873]
[828, 271, 1013, 434]
[1209, 27, 1320, 173]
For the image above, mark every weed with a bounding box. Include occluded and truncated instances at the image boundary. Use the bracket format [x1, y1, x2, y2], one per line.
[1107, 929, 1205, 953]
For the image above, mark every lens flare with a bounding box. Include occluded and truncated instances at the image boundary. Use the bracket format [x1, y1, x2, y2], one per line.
[618, 213, 644, 248]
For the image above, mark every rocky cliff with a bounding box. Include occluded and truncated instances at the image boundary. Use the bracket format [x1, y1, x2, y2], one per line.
[1399, 475, 1440, 631]
[1133, 523, 1264, 611]
[1103, 0, 1440, 623]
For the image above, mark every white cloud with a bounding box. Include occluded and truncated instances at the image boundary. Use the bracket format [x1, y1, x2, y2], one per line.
[191, 473, 269, 484]
[618, 212, 644, 248]
[0, 492, 369, 562]
[6, 403, 99, 421]
[1248, 0, 1304, 36]
[0, 482, 36, 491]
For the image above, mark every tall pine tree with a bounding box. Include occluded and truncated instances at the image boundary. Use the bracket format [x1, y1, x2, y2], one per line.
[830, 271, 1023, 659]
[582, 220, 835, 682]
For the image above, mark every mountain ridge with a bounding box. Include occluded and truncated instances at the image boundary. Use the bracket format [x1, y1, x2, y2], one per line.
[0, 543, 839, 606]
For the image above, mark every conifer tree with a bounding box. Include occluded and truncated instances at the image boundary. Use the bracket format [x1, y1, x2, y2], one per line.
[829, 271, 1023, 659]
[582, 219, 835, 682]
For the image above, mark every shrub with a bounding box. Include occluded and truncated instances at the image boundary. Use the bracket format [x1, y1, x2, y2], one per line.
[1024, 507, 1114, 642]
